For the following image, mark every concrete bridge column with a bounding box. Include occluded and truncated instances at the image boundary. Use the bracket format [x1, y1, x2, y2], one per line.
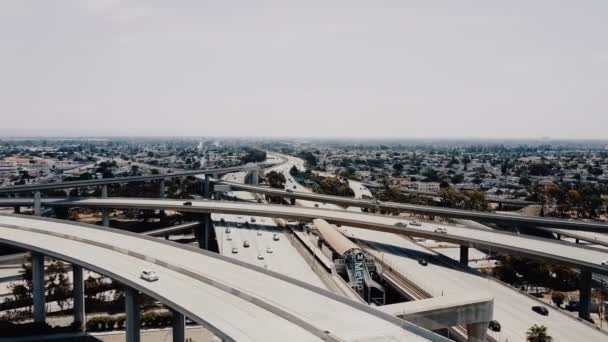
[73, 265, 85, 331]
[32, 252, 46, 323]
[34, 191, 41, 216]
[160, 179, 166, 198]
[171, 309, 185, 342]
[14, 206, 20, 214]
[579, 268, 592, 320]
[251, 168, 259, 185]
[101, 185, 109, 227]
[125, 287, 141, 342]
[290, 198, 296, 205]
[204, 174, 211, 199]
[466, 322, 488, 342]
[459, 245, 469, 266]
[197, 214, 212, 250]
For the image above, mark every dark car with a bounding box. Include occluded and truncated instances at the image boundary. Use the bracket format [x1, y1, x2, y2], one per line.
[532, 306, 549, 316]
[183, 201, 192, 206]
[418, 259, 428, 266]
[488, 320, 501, 332]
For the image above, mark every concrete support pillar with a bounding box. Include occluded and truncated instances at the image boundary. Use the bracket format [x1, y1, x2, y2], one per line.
[14, 206, 20, 214]
[556, 233, 561, 240]
[459, 245, 469, 266]
[579, 268, 592, 320]
[576, 238, 580, 244]
[171, 309, 185, 342]
[32, 252, 45, 323]
[73, 265, 85, 331]
[204, 214, 211, 250]
[197, 214, 212, 250]
[290, 198, 296, 206]
[204, 174, 211, 199]
[251, 168, 259, 185]
[34, 191, 41, 216]
[160, 179, 166, 198]
[102, 210, 110, 227]
[125, 288, 140, 342]
[466, 322, 488, 342]
[101, 185, 109, 227]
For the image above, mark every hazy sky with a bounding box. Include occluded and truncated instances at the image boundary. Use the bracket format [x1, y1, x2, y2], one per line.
[1, 1, 607, 139]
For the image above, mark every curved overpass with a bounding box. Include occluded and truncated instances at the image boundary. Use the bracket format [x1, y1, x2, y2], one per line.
[0, 214, 440, 342]
[2, 198, 607, 275]
[219, 182, 608, 233]
[0, 164, 265, 194]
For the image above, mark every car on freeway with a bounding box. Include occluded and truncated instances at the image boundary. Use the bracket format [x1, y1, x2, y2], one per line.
[532, 305, 549, 316]
[314, 203, 319, 208]
[225, 227, 231, 233]
[266, 247, 274, 253]
[231, 248, 239, 254]
[410, 220, 422, 226]
[140, 269, 159, 282]
[243, 240, 250, 248]
[257, 231, 263, 236]
[394, 222, 407, 227]
[182, 201, 192, 206]
[293, 185, 297, 189]
[488, 320, 501, 332]
[251, 217, 256, 222]
[434, 228, 447, 234]
[257, 254, 265, 260]
[418, 259, 428, 266]
[226, 235, 232, 241]
[286, 188, 294, 193]
[601, 260, 608, 266]
[273, 234, 280, 241]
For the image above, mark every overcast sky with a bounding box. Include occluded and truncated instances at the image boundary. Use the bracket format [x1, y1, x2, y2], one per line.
[1, 1, 606, 139]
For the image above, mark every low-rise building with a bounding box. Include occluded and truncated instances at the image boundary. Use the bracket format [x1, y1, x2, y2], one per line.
[414, 182, 440, 192]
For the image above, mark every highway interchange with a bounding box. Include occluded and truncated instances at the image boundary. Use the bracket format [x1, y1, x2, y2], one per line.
[3, 197, 606, 274]
[0, 214, 438, 342]
[0, 153, 607, 341]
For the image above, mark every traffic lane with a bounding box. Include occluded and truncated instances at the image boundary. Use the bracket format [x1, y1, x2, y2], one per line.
[347, 227, 606, 342]
[32, 198, 608, 272]
[215, 214, 326, 288]
[0, 216, 429, 341]
[0, 226, 317, 342]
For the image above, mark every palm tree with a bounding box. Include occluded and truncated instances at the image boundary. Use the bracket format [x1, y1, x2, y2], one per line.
[527, 324, 552, 342]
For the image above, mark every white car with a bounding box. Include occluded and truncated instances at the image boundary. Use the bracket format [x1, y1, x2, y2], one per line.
[410, 220, 422, 226]
[140, 269, 159, 282]
[231, 247, 239, 254]
[257, 231, 263, 236]
[434, 228, 447, 234]
[226, 235, 232, 241]
[266, 247, 274, 253]
[257, 254, 265, 260]
[273, 234, 280, 241]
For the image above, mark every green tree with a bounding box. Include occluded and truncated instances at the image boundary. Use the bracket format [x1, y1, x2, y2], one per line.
[392, 163, 404, 173]
[266, 171, 286, 189]
[526, 324, 552, 342]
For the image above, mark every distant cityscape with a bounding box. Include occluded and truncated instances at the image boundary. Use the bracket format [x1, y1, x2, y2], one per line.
[0, 137, 607, 342]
